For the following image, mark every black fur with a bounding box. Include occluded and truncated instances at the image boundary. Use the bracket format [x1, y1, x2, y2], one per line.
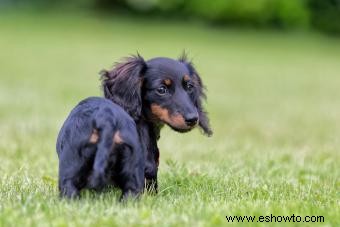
[56, 97, 144, 199]
[101, 54, 212, 192]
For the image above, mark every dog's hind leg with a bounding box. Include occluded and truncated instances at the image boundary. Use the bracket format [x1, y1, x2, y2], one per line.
[59, 178, 79, 198]
[58, 155, 83, 199]
[58, 145, 95, 198]
[113, 143, 144, 200]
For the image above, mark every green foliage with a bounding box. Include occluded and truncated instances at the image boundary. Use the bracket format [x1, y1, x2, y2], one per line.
[268, 0, 310, 28]
[308, 0, 340, 34]
[0, 0, 96, 8]
[124, 0, 310, 28]
[2, 0, 340, 33]
[187, 0, 271, 26]
[192, 0, 308, 28]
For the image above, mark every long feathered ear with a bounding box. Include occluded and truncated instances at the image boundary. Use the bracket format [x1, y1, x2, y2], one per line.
[100, 55, 147, 120]
[179, 52, 213, 136]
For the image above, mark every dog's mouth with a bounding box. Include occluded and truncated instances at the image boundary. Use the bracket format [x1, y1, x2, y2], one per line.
[167, 124, 195, 133]
[165, 116, 198, 133]
[153, 115, 197, 133]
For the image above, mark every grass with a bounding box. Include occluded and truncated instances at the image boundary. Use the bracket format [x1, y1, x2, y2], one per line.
[0, 10, 340, 226]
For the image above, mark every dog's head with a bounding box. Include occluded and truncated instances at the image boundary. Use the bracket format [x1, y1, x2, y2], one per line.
[101, 54, 212, 136]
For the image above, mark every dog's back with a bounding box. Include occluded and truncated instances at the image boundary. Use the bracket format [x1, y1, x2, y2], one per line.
[56, 97, 144, 199]
[56, 97, 137, 155]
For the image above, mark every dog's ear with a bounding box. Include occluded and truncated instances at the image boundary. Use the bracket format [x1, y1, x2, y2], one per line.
[179, 53, 213, 136]
[100, 55, 146, 120]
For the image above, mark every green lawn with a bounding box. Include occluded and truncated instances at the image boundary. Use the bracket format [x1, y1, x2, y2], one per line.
[0, 10, 339, 226]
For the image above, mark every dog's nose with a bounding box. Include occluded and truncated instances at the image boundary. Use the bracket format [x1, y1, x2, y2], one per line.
[184, 114, 198, 127]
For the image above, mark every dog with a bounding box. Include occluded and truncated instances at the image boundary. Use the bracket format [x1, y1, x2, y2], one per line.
[56, 97, 145, 199]
[101, 53, 212, 192]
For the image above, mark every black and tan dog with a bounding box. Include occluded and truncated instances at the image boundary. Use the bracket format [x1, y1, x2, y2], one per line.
[56, 97, 144, 199]
[101, 54, 212, 192]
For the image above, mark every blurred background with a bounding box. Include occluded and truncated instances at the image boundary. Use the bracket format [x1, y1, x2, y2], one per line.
[1, 0, 340, 225]
[1, 0, 340, 34]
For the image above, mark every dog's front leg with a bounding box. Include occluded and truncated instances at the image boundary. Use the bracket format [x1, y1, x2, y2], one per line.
[137, 120, 160, 194]
[144, 147, 159, 193]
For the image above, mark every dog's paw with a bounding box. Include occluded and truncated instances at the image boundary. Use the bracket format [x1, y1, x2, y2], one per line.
[60, 187, 80, 199]
[87, 171, 107, 190]
[120, 190, 140, 202]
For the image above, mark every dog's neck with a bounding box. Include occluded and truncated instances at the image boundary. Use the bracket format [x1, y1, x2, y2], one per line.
[136, 118, 162, 141]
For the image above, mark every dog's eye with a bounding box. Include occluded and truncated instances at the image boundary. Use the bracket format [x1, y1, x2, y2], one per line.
[185, 83, 194, 93]
[156, 86, 168, 95]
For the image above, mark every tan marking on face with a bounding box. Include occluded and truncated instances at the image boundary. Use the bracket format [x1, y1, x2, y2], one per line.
[89, 129, 99, 144]
[150, 104, 190, 129]
[113, 131, 123, 144]
[169, 114, 186, 127]
[164, 79, 172, 86]
[151, 104, 171, 122]
[183, 75, 190, 82]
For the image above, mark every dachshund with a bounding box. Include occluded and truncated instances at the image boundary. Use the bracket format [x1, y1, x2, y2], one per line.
[56, 97, 145, 199]
[101, 53, 212, 192]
